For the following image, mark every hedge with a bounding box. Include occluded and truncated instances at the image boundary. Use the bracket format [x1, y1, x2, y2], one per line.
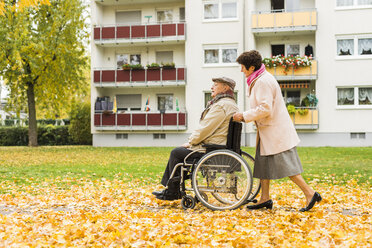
[0, 126, 76, 146]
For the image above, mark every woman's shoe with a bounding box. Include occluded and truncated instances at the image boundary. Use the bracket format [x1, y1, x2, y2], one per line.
[300, 192, 322, 212]
[246, 199, 273, 210]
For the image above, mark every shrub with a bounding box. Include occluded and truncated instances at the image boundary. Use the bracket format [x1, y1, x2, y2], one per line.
[68, 102, 92, 145]
[0, 126, 73, 146]
[287, 105, 296, 115]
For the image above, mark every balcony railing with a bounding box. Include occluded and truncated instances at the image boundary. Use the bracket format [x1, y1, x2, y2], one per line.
[93, 67, 186, 87]
[93, 22, 186, 44]
[266, 60, 317, 80]
[94, 111, 187, 131]
[290, 107, 319, 130]
[252, 9, 317, 34]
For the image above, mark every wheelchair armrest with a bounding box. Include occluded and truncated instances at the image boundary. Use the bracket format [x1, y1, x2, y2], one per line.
[202, 144, 227, 149]
[184, 149, 205, 165]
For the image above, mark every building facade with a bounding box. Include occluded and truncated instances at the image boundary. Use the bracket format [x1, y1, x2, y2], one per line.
[91, 0, 372, 147]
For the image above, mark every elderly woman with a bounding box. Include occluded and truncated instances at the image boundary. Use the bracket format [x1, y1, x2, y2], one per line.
[153, 77, 239, 200]
[233, 50, 321, 212]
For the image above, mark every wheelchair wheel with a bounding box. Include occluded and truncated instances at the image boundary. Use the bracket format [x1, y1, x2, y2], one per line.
[192, 150, 253, 211]
[241, 151, 261, 201]
[181, 195, 196, 210]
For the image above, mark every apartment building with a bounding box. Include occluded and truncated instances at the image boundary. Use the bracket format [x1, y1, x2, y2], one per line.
[91, 0, 372, 147]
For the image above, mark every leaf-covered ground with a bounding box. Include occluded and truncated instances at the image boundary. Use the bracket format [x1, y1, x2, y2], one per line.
[0, 146, 371, 247]
[0, 176, 370, 247]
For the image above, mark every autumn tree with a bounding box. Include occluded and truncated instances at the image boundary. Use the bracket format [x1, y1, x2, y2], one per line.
[0, 0, 89, 146]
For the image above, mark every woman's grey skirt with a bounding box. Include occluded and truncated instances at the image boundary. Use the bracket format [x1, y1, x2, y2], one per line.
[253, 142, 304, 180]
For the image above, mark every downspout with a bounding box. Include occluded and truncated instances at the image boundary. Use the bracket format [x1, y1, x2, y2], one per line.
[242, 0, 248, 146]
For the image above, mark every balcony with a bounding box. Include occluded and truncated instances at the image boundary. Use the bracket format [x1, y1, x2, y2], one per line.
[266, 60, 317, 81]
[251, 9, 317, 35]
[290, 107, 319, 130]
[93, 67, 186, 87]
[95, 0, 184, 5]
[94, 111, 187, 131]
[93, 22, 186, 46]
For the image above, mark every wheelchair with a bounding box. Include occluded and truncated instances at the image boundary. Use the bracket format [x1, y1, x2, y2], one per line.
[166, 118, 261, 211]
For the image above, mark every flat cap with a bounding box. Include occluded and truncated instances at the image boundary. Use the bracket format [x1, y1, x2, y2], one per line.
[212, 77, 236, 90]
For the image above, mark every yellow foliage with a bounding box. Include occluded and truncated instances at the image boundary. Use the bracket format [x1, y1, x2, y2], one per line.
[0, 0, 50, 15]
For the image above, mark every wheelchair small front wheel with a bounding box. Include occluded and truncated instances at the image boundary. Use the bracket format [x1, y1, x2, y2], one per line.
[181, 195, 196, 210]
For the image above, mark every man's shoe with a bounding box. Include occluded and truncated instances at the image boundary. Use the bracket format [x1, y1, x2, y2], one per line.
[152, 190, 165, 196]
[155, 190, 182, 201]
[246, 199, 273, 210]
[300, 192, 322, 212]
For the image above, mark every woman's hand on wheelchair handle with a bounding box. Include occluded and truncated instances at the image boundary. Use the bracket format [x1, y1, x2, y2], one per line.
[233, 113, 244, 122]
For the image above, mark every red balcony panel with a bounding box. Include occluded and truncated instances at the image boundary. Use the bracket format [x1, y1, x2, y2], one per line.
[177, 23, 185, 35]
[148, 113, 161, 126]
[102, 70, 115, 82]
[102, 114, 115, 125]
[162, 69, 176, 81]
[177, 68, 185, 81]
[94, 71, 101, 83]
[147, 69, 161, 81]
[132, 70, 145, 81]
[117, 26, 130, 38]
[117, 70, 130, 82]
[162, 24, 176, 36]
[94, 114, 101, 126]
[147, 25, 161, 37]
[179, 113, 186, 125]
[102, 27, 115, 39]
[163, 113, 177, 125]
[117, 114, 130, 125]
[94, 27, 101, 40]
[132, 114, 146, 125]
[131, 26, 146, 38]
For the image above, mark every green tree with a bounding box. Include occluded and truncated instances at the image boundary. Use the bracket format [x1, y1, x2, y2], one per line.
[68, 102, 91, 145]
[0, 0, 89, 146]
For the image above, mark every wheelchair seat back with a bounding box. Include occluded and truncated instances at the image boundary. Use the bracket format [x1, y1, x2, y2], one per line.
[226, 117, 242, 155]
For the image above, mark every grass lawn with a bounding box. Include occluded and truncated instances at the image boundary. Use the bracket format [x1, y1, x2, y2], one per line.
[0, 146, 371, 188]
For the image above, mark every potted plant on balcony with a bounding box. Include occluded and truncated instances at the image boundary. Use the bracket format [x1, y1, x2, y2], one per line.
[122, 63, 131, 70]
[146, 62, 160, 70]
[263, 55, 313, 74]
[301, 93, 318, 107]
[287, 104, 296, 115]
[161, 62, 175, 69]
[130, 64, 144, 70]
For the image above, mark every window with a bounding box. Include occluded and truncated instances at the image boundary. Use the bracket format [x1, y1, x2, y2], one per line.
[158, 94, 173, 111]
[350, 132, 366, 139]
[116, 134, 128, 139]
[271, 0, 284, 11]
[116, 54, 141, 68]
[157, 10, 173, 23]
[153, 134, 166, 139]
[156, 51, 174, 64]
[204, 45, 238, 65]
[337, 0, 372, 7]
[336, 36, 372, 57]
[116, 94, 142, 111]
[271, 44, 285, 56]
[287, 45, 300, 56]
[204, 92, 238, 107]
[337, 87, 372, 106]
[358, 39, 372, 55]
[284, 90, 301, 106]
[179, 7, 185, 22]
[116, 11, 141, 24]
[337, 39, 354, 56]
[203, 1, 237, 20]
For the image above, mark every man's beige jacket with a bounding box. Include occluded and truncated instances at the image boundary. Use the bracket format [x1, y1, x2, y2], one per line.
[243, 71, 300, 156]
[188, 97, 239, 151]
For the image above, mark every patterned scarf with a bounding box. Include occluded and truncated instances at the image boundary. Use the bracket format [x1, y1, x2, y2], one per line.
[200, 90, 235, 120]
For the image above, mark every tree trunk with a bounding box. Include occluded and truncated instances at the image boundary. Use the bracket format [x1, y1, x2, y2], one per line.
[27, 82, 38, 147]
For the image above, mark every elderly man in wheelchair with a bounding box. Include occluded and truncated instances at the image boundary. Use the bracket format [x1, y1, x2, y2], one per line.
[152, 77, 260, 210]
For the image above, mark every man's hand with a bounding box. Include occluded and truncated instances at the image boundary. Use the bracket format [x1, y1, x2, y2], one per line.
[182, 142, 191, 148]
[233, 113, 244, 122]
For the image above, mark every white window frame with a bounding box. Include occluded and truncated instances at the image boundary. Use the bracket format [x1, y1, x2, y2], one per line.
[203, 44, 239, 67]
[335, 0, 372, 10]
[336, 35, 372, 60]
[336, 86, 372, 109]
[202, 0, 238, 22]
